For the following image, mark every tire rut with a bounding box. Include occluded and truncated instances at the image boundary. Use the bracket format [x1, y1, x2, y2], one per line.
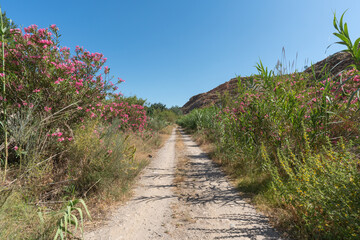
[170, 129, 283, 240]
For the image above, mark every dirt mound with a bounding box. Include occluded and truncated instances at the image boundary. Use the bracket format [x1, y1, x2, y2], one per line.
[182, 51, 354, 114]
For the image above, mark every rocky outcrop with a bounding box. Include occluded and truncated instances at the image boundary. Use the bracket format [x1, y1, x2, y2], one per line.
[182, 77, 239, 114]
[303, 51, 354, 79]
[182, 51, 355, 114]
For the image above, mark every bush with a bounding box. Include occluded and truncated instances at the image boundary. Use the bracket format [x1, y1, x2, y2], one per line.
[262, 135, 360, 239]
[69, 120, 143, 198]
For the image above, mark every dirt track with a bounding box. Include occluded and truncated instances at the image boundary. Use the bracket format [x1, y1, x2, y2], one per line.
[85, 128, 282, 240]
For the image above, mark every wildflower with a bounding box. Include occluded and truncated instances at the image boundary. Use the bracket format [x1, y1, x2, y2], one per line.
[44, 106, 52, 112]
[14, 146, 18, 151]
[58, 137, 65, 142]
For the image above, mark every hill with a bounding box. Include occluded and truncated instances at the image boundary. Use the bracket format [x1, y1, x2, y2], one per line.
[182, 51, 354, 114]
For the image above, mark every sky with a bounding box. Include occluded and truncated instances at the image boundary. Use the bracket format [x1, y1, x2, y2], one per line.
[2, 0, 360, 107]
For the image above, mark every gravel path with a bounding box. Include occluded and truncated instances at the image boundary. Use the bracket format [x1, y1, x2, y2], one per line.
[84, 128, 282, 240]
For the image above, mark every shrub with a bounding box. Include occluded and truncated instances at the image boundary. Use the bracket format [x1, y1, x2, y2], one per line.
[262, 135, 360, 239]
[68, 120, 142, 198]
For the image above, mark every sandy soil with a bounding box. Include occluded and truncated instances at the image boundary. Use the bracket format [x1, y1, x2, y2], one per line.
[84, 128, 283, 240]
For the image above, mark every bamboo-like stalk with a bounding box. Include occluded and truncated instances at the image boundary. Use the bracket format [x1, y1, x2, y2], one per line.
[0, 6, 8, 182]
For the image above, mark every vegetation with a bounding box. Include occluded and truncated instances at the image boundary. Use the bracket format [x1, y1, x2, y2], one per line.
[178, 12, 360, 239]
[0, 8, 171, 239]
[146, 103, 182, 132]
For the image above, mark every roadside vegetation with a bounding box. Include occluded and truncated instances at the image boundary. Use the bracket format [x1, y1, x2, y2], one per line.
[178, 12, 360, 239]
[0, 9, 180, 239]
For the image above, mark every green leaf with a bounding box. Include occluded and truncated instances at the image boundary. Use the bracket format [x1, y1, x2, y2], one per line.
[339, 11, 346, 32]
[71, 214, 79, 232]
[353, 37, 360, 54]
[54, 229, 60, 240]
[64, 213, 68, 235]
[344, 22, 350, 39]
[333, 12, 339, 31]
[335, 41, 348, 47]
[79, 199, 91, 219]
[333, 33, 351, 46]
[347, 88, 360, 109]
[337, 76, 353, 92]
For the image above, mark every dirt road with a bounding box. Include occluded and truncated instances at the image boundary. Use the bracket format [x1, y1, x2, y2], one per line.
[85, 128, 282, 240]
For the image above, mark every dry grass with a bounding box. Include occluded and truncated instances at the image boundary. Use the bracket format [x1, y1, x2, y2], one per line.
[173, 129, 188, 185]
[171, 128, 196, 225]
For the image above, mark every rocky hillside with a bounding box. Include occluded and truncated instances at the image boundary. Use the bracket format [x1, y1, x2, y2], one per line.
[182, 51, 354, 114]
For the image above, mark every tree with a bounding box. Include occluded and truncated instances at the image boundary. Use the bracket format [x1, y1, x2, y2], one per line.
[1, 11, 18, 39]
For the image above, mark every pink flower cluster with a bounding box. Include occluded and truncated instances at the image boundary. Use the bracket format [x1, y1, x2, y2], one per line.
[218, 69, 360, 144]
[3, 24, 150, 150]
[81, 101, 147, 132]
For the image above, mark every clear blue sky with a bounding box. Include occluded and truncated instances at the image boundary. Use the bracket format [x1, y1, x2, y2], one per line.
[2, 0, 360, 107]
